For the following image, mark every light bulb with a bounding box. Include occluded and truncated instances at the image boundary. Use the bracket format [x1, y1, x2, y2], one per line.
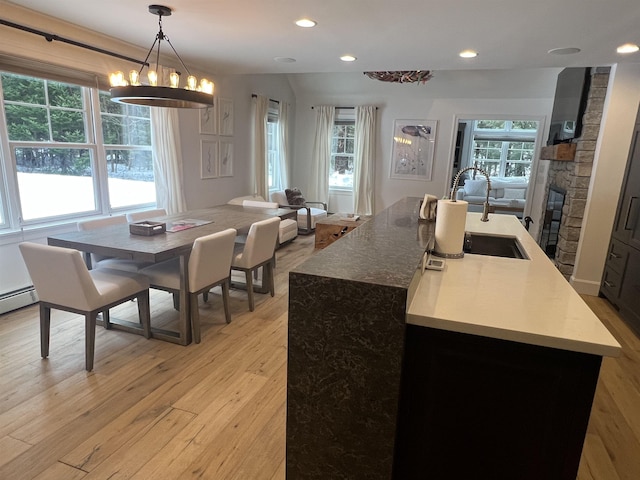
[201, 79, 214, 95]
[109, 71, 124, 87]
[169, 72, 180, 88]
[187, 75, 197, 90]
[129, 70, 140, 86]
[148, 70, 158, 86]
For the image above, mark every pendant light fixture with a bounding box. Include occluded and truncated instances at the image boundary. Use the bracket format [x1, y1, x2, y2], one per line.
[363, 71, 433, 84]
[109, 5, 214, 108]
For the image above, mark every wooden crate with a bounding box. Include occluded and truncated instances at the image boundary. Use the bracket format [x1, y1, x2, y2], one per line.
[314, 214, 371, 249]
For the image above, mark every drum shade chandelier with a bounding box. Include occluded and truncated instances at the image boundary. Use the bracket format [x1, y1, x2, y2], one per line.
[109, 5, 214, 108]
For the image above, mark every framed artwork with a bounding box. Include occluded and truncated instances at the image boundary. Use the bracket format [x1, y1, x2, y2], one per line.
[200, 139, 218, 179]
[199, 105, 216, 134]
[390, 119, 437, 181]
[219, 140, 234, 177]
[218, 98, 234, 136]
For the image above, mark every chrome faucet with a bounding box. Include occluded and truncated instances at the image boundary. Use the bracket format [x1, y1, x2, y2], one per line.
[450, 166, 492, 222]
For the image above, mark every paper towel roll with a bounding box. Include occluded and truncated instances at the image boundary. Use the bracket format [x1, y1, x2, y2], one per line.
[434, 199, 468, 257]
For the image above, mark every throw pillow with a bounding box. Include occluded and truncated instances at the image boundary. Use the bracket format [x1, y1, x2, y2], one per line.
[503, 188, 526, 200]
[463, 179, 487, 196]
[285, 188, 307, 207]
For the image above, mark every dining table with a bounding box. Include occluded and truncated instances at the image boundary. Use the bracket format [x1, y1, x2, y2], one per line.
[47, 204, 297, 345]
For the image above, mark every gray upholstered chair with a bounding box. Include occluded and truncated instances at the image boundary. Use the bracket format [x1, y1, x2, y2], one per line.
[140, 228, 237, 343]
[126, 208, 167, 223]
[270, 190, 327, 234]
[231, 217, 280, 311]
[18, 242, 151, 371]
[77, 215, 150, 271]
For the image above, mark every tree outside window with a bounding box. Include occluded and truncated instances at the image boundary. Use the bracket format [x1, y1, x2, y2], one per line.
[330, 122, 355, 188]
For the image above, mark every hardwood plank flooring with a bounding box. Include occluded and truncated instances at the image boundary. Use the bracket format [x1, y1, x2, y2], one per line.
[1, 234, 639, 479]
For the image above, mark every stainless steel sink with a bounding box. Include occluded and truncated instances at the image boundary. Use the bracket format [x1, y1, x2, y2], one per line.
[463, 233, 529, 259]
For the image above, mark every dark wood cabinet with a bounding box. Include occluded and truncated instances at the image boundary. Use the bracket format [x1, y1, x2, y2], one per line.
[602, 106, 640, 334]
[394, 326, 601, 480]
[612, 125, 640, 248]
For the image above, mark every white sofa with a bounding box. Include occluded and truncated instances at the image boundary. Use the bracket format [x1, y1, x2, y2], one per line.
[456, 176, 528, 210]
[242, 200, 298, 245]
[227, 195, 298, 246]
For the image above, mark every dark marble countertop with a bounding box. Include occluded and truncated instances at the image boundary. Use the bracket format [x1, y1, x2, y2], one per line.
[292, 197, 433, 289]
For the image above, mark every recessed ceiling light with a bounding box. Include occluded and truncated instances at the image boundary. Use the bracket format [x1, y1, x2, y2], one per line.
[340, 55, 357, 62]
[274, 57, 297, 63]
[617, 43, 640, 54]
[459, 50, 478, 58]
[548, 47, 581, 55]
[295, 18, 317, 28]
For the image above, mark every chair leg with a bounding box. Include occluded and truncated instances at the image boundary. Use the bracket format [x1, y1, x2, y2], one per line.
[172, 292, 180, 310]
[222, 280, 232, 324]
[137, 290, 151, 339]
[245, 270, 255, 311]
[103, 309, 111, 329]
[203, 290, 209, 302]
[268, 260, 275, 297]
[40, 304, 51, 359]
[85, 312, 98, 371]
[190, 292, 201, 344]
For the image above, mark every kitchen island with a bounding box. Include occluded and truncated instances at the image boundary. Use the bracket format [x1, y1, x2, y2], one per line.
[286, 197, 620, 479]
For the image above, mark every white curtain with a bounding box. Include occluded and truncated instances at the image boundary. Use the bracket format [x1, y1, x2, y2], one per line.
[353, 106, 376, 215]
[309, 105, 335, 204]
[277, 101, 290, 189]
[251, 95, 269, 199]
[150, 106, 187, 214]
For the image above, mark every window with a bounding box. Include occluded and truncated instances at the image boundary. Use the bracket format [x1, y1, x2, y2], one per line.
[469, 120, 537, 177]
[0, 72, 153, 229]
[330, 113, 355, 189]
[99, 92, 154, 209]
[267, 102, 281, 191]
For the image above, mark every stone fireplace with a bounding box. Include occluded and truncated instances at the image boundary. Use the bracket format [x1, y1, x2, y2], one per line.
[541, 67, 610, 280]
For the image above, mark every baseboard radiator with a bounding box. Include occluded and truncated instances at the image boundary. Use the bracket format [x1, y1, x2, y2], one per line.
[0, 287, 38, 315]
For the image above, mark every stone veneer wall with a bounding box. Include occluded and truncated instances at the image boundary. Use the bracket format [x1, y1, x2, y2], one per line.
[545, 67, 610, 280]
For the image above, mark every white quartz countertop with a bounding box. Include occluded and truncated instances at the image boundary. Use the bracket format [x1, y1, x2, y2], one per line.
[407, 213, 621, 357]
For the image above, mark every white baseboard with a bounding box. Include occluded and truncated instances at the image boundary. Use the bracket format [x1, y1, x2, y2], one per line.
[0, 287, 38, 315]
[569, 276, 601, 296]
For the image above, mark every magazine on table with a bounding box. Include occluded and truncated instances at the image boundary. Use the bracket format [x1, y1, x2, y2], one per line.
[166, 219, 212, 232]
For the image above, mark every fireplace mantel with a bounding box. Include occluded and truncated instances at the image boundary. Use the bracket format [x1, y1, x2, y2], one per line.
[540, 143, 576, 161]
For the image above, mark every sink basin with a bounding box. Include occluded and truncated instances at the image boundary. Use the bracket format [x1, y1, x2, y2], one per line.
[463, 233, 529, 259]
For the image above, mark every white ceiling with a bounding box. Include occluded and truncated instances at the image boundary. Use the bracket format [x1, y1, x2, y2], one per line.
[4, 0, 640, 75]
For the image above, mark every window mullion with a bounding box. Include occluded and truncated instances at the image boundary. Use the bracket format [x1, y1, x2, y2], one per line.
[89, 89, 110, 213]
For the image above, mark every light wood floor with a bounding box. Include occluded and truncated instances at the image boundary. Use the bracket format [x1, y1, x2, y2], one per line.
[1, 235, 639, 479]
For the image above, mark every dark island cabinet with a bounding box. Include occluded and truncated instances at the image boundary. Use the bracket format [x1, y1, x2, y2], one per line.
[394, 325, 601, 480]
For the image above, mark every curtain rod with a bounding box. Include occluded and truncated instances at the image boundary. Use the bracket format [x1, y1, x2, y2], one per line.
[251, 94, 279, 104]
[311, 106, 378, 110]
[0, 18, 149, 67]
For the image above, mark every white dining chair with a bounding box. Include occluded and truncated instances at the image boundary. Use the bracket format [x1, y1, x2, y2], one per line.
[140, 228, 237, 343]
[18, 242, 151, 371]
[126, 208, 167, 223]
[231, 217, 280, 311]
[77, 215, 150, 271]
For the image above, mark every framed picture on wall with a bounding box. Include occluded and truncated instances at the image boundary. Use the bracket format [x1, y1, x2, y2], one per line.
[200, 139, 218, 179]
[219, 140, 233, 177]
[199, 105, 216, 134]
[390, 119, 437, 181]
[218, 98, 234, 136]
